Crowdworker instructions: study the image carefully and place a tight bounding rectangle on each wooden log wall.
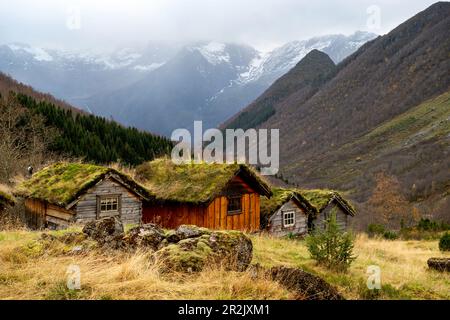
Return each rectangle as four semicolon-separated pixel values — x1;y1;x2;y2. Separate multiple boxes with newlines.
142;193;260;232
74;177;142;224
268;200;308;237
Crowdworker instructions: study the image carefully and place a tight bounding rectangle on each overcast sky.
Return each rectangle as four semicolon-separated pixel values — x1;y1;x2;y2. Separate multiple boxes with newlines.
0;0;438;52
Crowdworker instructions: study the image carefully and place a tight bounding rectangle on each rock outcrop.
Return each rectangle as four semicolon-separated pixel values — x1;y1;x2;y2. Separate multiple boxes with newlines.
249;264;344;300
156;228;253;272
427;258;450;272
82;217;124;248
79;218;253;272
269;266;344;300
123;224;166;250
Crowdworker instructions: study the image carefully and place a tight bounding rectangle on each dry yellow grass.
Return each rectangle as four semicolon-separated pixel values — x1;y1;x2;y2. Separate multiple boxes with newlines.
252;233;450;300
0;230;449;300
0;230;292;300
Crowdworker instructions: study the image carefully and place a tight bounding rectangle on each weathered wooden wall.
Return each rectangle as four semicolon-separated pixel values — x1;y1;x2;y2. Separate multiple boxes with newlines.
24;198;47;229
74;177;142;224
313;199;348;230
142;175;261;232
268;200;308;237
142;193;260;232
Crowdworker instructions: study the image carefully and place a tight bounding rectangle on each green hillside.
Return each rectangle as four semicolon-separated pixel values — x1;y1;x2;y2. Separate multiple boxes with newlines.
287;90;450;210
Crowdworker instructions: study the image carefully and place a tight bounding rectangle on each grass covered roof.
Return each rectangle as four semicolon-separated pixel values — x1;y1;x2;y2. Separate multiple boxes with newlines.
15;162;151;208
0;187;16;208
297;189;356;216
135;158;272;204
260;187;316;219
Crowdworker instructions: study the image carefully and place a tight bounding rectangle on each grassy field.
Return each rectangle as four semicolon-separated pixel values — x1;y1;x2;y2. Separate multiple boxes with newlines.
0;229;449;300
252;234;450;299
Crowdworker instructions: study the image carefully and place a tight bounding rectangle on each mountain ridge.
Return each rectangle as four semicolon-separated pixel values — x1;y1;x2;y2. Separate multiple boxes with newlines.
222;1;450;224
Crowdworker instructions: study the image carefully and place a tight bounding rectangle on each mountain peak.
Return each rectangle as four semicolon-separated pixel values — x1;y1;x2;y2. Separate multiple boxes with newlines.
300;49;333;63
290;50;335;80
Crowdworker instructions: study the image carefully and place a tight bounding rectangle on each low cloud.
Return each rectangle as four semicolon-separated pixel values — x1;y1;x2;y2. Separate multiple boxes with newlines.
0;0;438;51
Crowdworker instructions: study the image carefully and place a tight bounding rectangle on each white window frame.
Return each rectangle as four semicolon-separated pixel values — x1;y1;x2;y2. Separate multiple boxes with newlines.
283;210;295;228
100;196;119;213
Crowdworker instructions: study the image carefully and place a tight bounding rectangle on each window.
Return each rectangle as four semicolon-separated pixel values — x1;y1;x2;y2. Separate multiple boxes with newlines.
283;211;295;228
227;196;242;215
100;196;119;213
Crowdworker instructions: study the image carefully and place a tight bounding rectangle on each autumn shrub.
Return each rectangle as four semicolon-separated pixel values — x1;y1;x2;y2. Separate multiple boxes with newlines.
306;211;356;272
382;230;398;240
367;224;385;237
439;233;450;252
417;218;450;232
367;224;397;240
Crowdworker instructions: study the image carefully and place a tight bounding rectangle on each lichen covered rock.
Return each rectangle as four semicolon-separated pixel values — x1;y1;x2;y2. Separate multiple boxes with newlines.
268;266;344;300
124;224;165;250
78;221;253;272
156;226;252;272
176;224;211;240
82;217;124;248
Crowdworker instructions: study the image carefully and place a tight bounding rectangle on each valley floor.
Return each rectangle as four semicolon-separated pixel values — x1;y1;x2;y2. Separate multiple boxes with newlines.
0;229;448;300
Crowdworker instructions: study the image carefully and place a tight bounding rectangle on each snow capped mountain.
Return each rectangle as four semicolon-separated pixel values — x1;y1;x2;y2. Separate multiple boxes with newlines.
192;42;230;65
236;31;377;86
2;43;169;71
0;31;376;135
7;43;54;62
0;42;178;107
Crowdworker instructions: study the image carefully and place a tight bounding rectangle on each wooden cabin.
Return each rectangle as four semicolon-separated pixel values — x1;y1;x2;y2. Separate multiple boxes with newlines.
298;189;356;230
15;163;151;229
261;188;316;237
135;159;272;232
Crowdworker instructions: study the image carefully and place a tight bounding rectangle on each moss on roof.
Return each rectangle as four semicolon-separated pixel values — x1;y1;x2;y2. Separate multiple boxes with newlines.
261;187;317;220
135;158;271;204
15;162;151;207
297;189;356;216
0;188;16;208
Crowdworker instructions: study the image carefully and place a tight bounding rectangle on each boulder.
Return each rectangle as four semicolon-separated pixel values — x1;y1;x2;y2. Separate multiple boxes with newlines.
165;230;181;243
124;224;166;250
82;217;124;248
156;229;253;272
269;266;344;300
176;224;210;240
38;231;97;255
427;258;450;272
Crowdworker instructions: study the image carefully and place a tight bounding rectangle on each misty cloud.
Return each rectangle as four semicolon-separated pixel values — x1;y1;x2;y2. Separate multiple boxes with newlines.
0;0;438;51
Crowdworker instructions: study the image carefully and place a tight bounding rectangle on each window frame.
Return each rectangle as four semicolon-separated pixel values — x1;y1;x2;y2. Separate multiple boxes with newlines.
282;210;296;228
96;194;121;217
227;195;243;215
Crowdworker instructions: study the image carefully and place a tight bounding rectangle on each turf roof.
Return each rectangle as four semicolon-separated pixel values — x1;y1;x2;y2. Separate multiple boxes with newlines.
297;189;356;216
135;158;271;204
260;187;316;219
15;162;151;208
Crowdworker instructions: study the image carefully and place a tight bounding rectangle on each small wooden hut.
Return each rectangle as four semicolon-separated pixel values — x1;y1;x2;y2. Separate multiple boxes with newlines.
135;159;272;232
261;188;316;237
298;189;356;230
15;163;151;229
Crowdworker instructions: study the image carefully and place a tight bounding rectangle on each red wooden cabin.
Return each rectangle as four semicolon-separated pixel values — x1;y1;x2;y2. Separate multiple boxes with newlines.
135;159;272;232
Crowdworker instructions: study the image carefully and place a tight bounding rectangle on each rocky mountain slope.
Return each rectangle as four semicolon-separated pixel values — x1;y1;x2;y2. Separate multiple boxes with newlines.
223;2;450;224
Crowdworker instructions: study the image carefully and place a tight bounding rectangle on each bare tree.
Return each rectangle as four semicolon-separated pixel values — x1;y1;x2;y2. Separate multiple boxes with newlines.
0;93;56;184
366;171;411;229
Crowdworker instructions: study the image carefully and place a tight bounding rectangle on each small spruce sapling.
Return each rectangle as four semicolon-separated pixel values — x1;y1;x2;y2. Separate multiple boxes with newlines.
306;210;356;272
